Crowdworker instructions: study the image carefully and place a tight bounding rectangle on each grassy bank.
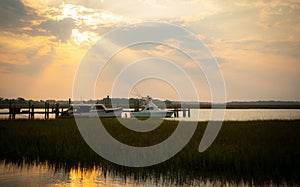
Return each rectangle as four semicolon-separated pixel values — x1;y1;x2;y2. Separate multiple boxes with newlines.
0;119;299;186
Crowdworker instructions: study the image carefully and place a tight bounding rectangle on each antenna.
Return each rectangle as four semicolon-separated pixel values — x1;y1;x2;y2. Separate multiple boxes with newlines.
131;87;143;98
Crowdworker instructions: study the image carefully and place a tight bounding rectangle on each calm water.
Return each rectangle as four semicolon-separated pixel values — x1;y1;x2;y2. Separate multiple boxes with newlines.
123;109;300;121
0;162;122;187
0;162;223;187
177;109;300;121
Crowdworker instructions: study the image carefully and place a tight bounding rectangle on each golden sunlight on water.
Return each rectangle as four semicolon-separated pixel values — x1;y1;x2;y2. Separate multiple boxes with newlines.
0;162;156;187
69;166;103;187
0;159;287;186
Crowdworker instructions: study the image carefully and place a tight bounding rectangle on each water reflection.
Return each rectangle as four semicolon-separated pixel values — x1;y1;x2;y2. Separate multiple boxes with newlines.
69;166;104;187
0;161;66;186
171;109;300;121
0;162;162;187
0;161;236;187
0;162;111;187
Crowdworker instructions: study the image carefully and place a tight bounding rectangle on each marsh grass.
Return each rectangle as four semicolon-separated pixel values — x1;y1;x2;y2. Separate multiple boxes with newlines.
0;119;299;186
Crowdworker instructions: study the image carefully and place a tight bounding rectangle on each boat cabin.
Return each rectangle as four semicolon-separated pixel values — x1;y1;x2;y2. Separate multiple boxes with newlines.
141;100;161;111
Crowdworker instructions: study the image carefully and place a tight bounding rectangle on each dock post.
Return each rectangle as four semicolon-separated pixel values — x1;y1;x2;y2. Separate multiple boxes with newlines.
31;105;35;119
134;99;139;112
28;101;31;119
47;102;50;119
174;108;178;117
45;102;49;119
188;108;191;117
183;108;186;117
9;100;12;119
12;107;16;120
44;102;46;119
55;103;59;119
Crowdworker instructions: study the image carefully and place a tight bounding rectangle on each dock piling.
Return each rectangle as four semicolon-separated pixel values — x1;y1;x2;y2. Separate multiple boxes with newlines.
172;107;191;118
44;102;50;120
31;105;35;119
55;103;59;119
28;102;31;119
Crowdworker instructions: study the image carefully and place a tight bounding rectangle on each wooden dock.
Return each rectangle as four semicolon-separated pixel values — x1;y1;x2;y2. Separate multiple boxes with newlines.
0;100;71;120
172;108;191;118
0;98;191;120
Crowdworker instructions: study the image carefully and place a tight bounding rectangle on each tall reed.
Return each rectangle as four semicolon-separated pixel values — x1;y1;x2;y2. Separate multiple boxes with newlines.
0;119;299;186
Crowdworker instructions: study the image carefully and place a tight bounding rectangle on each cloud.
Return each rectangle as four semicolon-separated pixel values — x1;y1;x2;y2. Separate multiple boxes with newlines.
0;53;55;75
212;38;300;61
37;18;75;42
0;0;27;28
0;0;75;43
0;62;16;73
0;0;38;31
97;0;220;21
0;30;57;75
209;36;300;101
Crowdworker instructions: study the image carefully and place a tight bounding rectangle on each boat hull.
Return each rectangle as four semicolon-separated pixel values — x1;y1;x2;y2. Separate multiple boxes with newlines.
67;108;123;118
131;110;173;118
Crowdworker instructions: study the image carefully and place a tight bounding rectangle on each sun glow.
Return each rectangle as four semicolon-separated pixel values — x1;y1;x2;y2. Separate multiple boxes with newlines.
58;3;128;47
59;3;126;27
71;29;99;47
22;1;130;48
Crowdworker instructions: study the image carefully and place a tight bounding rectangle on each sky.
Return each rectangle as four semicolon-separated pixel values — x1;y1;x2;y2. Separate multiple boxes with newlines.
0;0;299;101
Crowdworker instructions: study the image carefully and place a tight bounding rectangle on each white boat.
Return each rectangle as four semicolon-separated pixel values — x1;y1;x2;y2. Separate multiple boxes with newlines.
130;96;173;118
60;103;123;118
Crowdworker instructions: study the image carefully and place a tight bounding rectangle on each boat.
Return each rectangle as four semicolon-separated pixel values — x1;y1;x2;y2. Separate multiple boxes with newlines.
60;103;123;118
130;96;174;118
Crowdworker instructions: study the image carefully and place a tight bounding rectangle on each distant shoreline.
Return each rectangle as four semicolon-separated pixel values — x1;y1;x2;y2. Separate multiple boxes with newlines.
1;97;300;109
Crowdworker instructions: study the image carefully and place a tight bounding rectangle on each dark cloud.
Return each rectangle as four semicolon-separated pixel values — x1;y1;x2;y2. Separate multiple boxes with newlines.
38;18;75;42
0;0;75;43
18;18;76;43
0;0;36;29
